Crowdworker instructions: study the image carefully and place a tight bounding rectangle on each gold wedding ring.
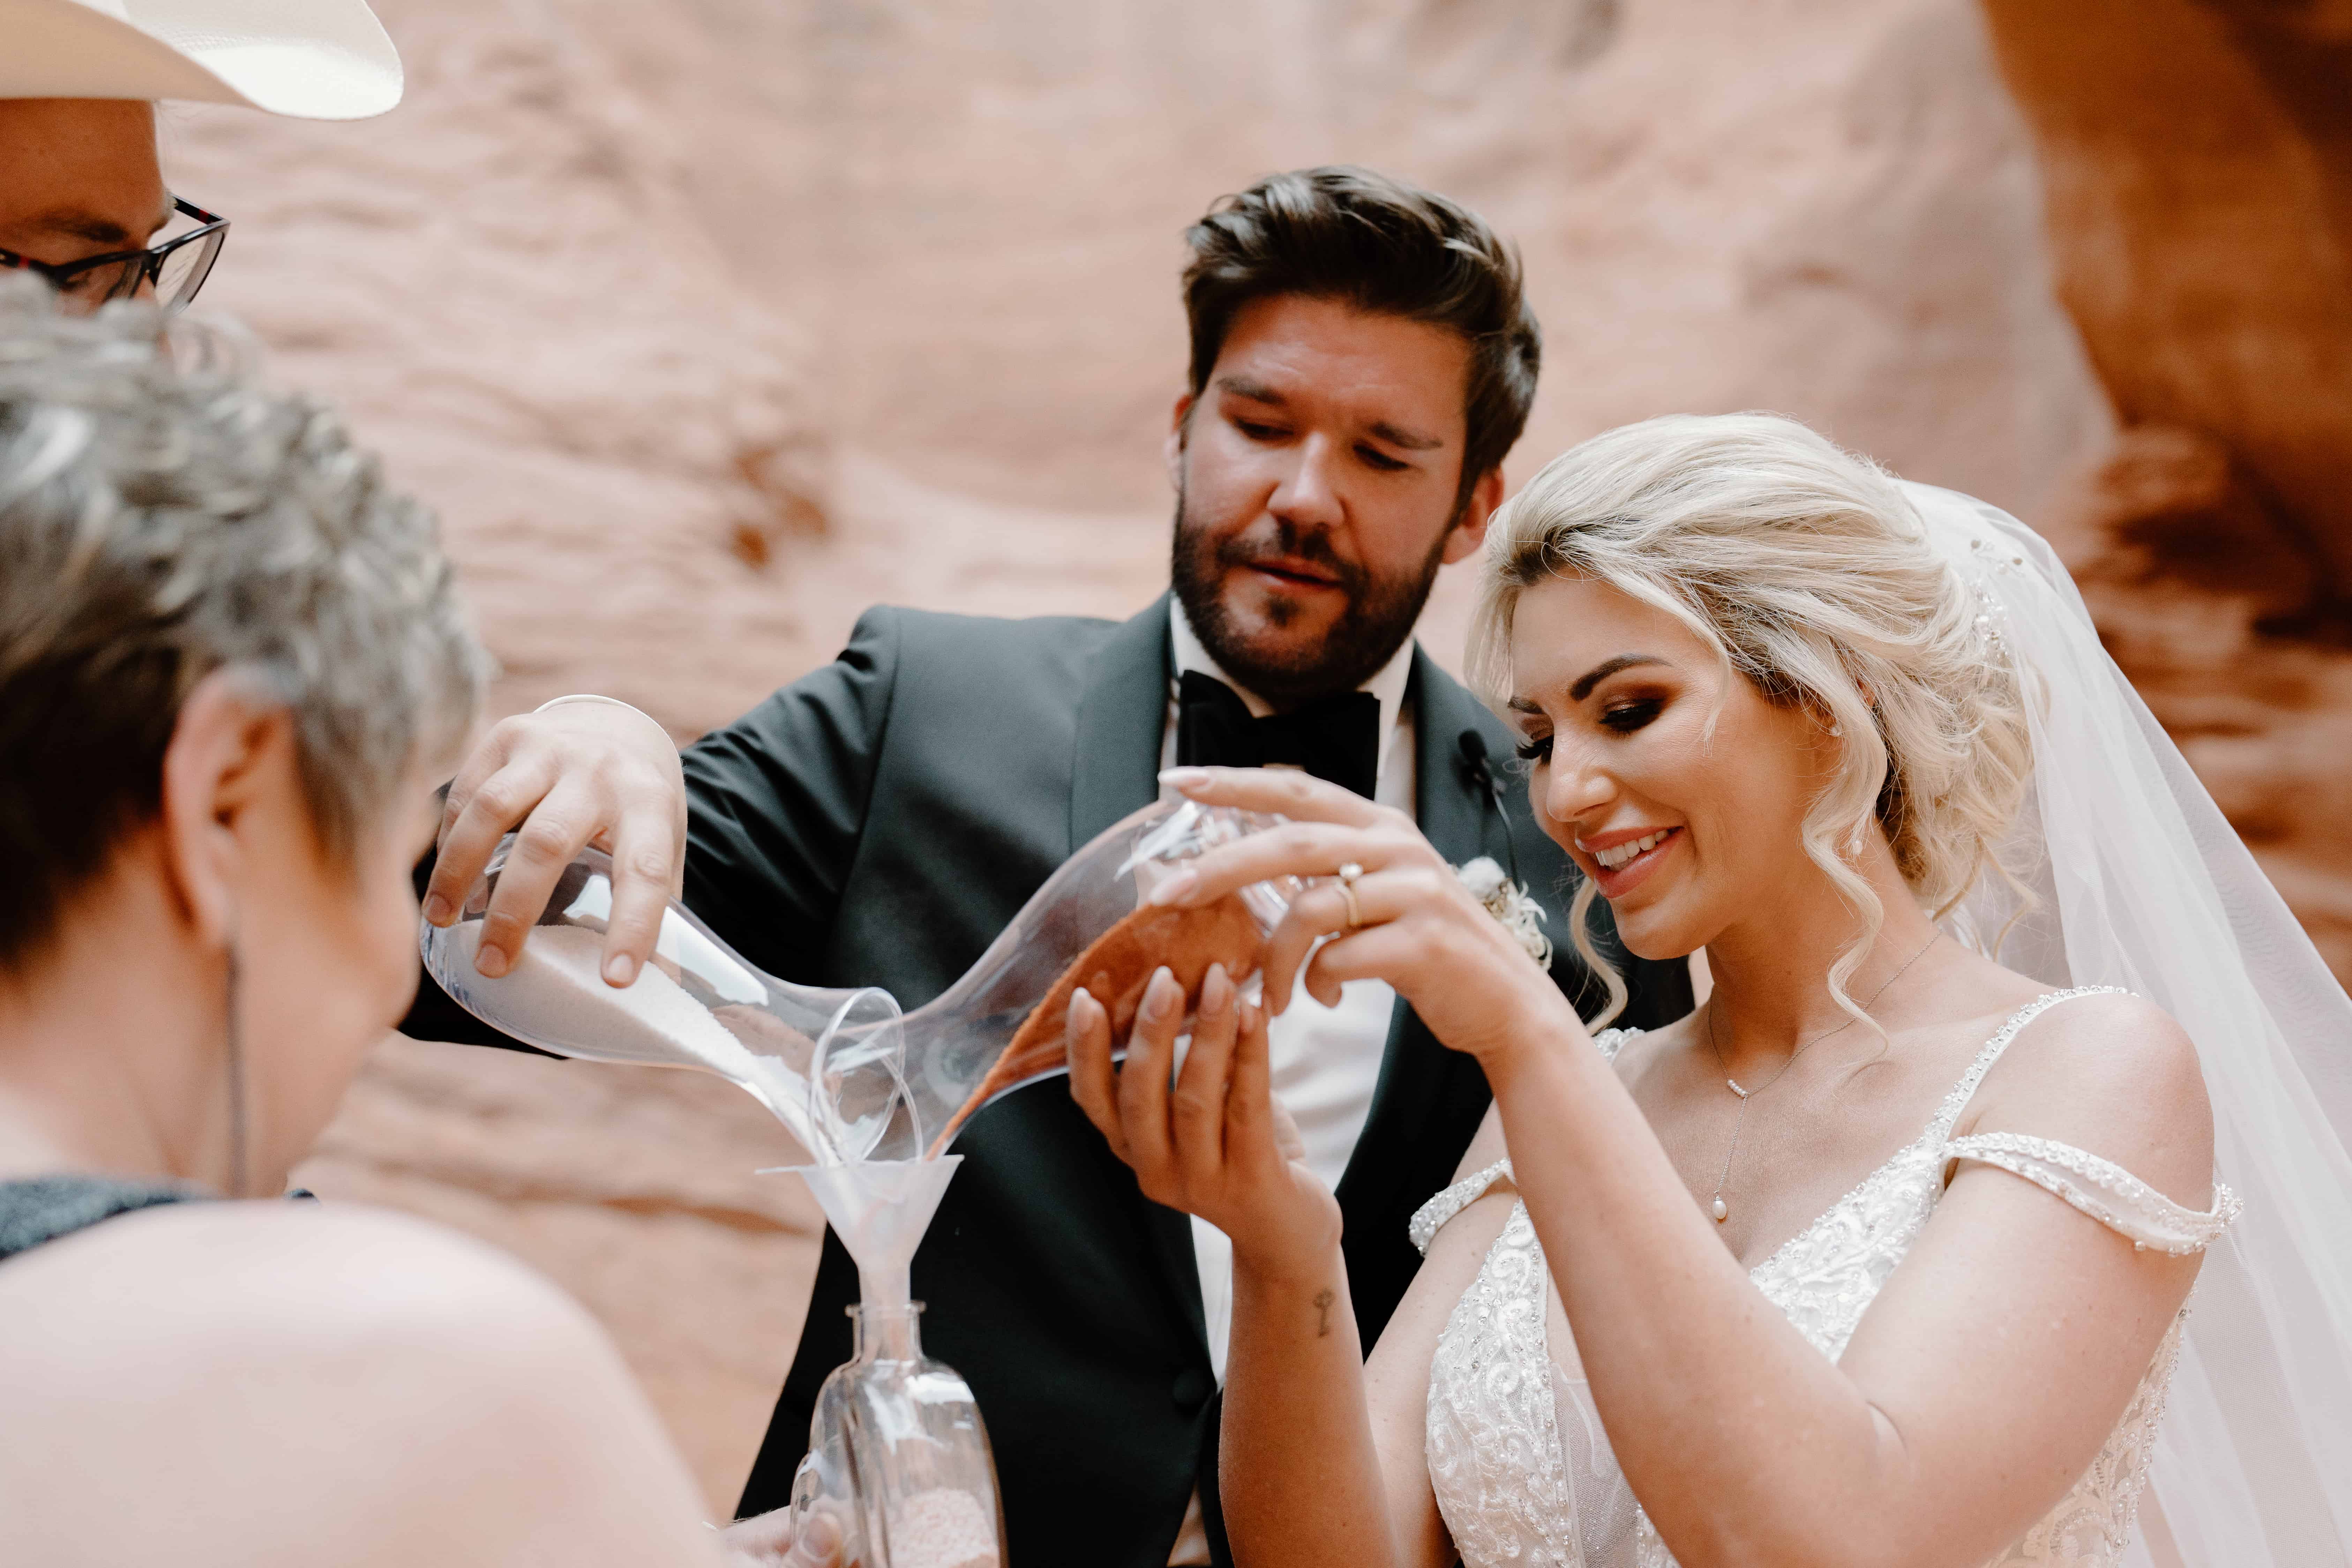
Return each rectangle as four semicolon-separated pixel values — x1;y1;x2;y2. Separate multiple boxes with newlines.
1336;862;1365;929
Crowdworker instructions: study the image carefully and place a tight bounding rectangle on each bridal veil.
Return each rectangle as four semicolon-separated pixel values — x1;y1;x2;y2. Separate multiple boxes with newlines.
1907;481;2352;1567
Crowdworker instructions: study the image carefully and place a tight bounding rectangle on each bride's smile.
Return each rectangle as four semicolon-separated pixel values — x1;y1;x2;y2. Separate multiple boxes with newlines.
1575;826;1679;875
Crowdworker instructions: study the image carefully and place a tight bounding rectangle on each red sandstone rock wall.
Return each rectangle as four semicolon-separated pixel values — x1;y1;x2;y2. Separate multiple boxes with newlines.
1984;0;2352;608
156;0;2347;1512
1982;0;2352;975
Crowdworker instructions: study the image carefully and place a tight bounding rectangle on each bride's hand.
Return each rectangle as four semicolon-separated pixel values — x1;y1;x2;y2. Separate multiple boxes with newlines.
1151;766;1580;1066
1065;961;1341;1274
715;1504;841;1567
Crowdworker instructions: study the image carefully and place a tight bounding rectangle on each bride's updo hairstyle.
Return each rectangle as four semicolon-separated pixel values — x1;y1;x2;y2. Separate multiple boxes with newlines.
1467;412;2035;1024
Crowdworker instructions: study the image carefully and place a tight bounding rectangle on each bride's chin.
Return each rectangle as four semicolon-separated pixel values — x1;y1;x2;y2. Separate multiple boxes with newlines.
1602;894;1707;964
1618;930;1697;963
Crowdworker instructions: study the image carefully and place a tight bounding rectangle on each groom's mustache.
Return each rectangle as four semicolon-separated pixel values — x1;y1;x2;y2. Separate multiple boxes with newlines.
1214;522;1365;595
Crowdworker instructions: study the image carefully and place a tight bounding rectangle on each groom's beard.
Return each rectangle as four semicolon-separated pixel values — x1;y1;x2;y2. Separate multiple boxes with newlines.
1169;480;1451;710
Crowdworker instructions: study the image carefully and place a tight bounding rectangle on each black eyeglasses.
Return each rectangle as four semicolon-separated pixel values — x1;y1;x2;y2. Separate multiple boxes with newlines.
0;197;230;316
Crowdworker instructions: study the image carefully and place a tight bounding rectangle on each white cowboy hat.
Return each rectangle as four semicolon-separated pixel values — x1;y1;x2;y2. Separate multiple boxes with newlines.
0;0;402;120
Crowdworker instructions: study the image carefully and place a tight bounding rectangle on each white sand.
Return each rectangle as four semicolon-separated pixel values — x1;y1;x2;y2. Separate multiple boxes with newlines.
792;1157;962;1303
887;1487;999;1568
456;923;773;1083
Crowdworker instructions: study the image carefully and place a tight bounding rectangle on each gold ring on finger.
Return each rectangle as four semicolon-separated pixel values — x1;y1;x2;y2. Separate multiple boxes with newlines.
1336;862;1365;929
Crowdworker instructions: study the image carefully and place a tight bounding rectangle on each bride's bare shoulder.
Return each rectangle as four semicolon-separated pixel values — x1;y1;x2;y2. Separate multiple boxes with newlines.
0;1199;707;1568
1957;978;2215;1208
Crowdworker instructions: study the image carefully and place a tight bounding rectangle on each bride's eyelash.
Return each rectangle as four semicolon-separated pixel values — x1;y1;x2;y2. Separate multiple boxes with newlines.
1516;697;1665;759
1601;698;1664;734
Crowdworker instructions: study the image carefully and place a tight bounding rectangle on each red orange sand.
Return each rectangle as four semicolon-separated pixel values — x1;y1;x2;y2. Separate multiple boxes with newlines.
925;895;1263;1155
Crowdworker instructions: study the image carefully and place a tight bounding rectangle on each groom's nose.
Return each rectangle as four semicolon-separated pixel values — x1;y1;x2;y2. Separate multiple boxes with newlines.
1267;433;1344;532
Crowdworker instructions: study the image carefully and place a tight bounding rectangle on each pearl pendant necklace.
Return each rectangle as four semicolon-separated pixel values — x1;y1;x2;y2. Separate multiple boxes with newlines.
1701;931;1942;1226
1708;1079;1751;1223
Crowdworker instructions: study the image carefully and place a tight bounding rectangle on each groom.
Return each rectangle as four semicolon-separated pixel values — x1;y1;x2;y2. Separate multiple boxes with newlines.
404;165;1693;1566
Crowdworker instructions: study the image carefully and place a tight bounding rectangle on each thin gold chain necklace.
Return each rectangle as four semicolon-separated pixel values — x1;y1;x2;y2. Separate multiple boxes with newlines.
1700;931;1941;1225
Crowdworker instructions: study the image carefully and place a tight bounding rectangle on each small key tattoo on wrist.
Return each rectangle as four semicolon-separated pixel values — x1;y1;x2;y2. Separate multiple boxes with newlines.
1313;1287;1336;1337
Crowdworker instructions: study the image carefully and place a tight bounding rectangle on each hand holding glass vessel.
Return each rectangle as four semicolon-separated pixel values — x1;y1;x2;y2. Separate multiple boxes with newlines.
416;797;1301;1162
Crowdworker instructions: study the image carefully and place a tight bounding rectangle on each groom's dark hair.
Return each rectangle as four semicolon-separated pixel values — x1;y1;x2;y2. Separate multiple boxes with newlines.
1181;165;1542;516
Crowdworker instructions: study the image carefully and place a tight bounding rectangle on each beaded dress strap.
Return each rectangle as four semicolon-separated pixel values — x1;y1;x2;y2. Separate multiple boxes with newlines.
1945;1133;2240;1255
1405;1027;1643;1254
1409;1160;1513;1256
1591;1025;1640;1064
1928;986;2129;1143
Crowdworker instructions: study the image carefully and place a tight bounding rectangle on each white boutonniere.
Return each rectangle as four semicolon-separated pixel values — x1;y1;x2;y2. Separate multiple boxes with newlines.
1454;857;1553;969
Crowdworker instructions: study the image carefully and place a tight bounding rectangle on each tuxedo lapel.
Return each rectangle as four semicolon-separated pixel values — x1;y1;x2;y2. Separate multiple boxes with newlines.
1408;646;1497;871
1334;649;1501;1213
1066;594;1208;1353
1070;594;1176;852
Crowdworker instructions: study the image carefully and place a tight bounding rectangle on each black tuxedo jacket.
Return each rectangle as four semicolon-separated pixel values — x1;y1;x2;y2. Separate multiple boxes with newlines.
404;596;1691;1567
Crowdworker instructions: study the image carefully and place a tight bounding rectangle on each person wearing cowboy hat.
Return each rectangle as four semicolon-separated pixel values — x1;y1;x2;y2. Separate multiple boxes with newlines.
0;0;402;315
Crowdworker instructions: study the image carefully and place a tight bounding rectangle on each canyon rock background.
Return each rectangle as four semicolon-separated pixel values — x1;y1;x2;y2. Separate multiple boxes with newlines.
159;0;2351;1514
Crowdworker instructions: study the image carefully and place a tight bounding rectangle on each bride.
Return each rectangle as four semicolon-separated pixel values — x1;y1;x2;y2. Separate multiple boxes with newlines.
1064;412;2352;1567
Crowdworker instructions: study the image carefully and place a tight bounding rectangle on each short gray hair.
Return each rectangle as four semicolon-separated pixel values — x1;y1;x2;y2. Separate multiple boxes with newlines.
1469;413;2035;1026
0;276;488;966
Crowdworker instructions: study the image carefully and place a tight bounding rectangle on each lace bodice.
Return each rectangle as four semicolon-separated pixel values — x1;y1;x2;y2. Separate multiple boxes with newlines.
1415;990;2241;1568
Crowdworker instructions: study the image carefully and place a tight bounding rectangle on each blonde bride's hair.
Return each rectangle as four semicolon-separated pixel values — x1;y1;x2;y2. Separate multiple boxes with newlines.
1467;412;2035;1026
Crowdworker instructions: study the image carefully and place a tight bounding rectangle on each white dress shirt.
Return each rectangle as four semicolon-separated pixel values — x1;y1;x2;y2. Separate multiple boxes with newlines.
1162;600;1417;1565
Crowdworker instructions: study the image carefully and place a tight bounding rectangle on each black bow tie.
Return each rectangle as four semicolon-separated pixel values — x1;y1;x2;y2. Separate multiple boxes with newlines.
1176;669;1380;799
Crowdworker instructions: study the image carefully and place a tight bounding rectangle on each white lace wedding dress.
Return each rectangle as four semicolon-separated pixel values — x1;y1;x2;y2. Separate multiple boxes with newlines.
1412;989;2241;1568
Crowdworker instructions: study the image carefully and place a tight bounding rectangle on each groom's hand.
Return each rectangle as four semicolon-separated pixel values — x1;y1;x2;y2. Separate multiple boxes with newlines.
421;699;687;988
1066;962;1341;1274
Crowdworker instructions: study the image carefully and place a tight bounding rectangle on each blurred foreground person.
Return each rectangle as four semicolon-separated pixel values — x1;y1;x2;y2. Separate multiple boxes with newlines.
1;0;404;314
404;166;1695;1565
1071;415;2352;1568
0;281;832;1568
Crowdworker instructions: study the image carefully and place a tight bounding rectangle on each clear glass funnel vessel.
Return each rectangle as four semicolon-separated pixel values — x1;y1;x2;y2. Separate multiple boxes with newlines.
792;1300;1005;1568
785;1156;1006;1568
417;798;1297;1161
